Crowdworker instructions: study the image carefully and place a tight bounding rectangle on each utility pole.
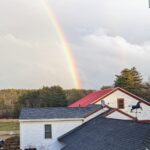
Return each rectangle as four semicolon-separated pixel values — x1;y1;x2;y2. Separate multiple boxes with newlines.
149;0;150;8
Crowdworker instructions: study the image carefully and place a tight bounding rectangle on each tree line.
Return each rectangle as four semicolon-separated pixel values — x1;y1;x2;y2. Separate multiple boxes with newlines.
0;67;150;118
0;86;93;118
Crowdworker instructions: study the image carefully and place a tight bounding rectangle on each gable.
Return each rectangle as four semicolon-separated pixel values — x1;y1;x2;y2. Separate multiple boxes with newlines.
93;88;150;106
105;110;135;120
95;89;149;108
69;87;150;108
96;90;150;121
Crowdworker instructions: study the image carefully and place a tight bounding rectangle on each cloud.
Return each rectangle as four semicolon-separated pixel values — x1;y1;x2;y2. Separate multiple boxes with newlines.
0;0;150;89
0;34;32;47
50;0;150;44
72;28;150;89
0;34;74;89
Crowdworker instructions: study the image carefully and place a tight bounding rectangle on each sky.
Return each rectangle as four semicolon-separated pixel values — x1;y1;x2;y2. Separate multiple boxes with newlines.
0;0;150;89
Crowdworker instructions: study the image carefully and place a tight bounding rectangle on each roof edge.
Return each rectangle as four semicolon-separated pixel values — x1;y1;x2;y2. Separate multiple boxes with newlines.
83;105;107;118
19;118;84;122
91;87;118;104
92;87;150;106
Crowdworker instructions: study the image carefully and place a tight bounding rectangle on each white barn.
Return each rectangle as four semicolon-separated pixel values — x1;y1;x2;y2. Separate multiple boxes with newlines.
20;87;150;150
19;106;107;150
69;87;150;121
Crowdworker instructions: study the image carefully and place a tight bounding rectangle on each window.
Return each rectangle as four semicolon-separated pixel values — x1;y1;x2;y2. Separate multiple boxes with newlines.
117;98;124;109
45;124;52;139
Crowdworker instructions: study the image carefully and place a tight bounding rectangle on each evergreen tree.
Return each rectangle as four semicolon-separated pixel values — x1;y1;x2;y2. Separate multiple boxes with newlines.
65;89;93;105
114;67;143;95
39;86;67;107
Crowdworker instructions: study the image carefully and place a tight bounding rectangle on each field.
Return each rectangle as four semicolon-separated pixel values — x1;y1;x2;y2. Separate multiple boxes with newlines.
0;119;19;131
0;119;19;140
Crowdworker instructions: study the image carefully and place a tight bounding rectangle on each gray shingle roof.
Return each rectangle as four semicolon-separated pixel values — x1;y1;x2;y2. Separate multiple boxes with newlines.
59;117;150;150
19;105;102;120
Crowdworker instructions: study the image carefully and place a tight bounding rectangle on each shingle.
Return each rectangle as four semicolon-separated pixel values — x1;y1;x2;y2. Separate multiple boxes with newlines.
59;117;150;150
19;105;102;120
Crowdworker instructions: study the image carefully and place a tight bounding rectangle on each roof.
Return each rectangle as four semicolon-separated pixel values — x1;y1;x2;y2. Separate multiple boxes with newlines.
59;117;150;150
69;87;150;107
69;88;113;107
19;105;103;120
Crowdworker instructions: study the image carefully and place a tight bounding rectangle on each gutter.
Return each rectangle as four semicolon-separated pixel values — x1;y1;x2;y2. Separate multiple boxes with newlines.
19;118;84;122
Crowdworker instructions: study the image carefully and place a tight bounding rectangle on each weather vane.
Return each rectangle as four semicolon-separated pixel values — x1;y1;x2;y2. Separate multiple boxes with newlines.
130;102;143;120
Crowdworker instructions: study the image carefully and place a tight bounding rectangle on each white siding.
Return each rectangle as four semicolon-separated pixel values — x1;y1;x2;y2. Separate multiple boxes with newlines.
20;119;83;150
106;111;132;120
20;107;112;150
20;89;150;150
84;107;109;122
96;90;150;120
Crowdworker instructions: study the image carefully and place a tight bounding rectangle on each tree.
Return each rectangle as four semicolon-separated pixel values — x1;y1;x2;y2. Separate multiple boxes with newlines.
139;82;150;102
101;85;113;90
65;89;93;105
114;67;143;95
39;86;67;107
14;86;68;117
18;86;67;108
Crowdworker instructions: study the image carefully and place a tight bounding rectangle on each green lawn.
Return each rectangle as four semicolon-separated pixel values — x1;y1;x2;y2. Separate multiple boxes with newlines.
0;120;19;131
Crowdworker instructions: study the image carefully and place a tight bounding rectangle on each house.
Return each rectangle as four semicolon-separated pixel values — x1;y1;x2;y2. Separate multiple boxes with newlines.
19;107;150;150
19;87;150;150
19;105;107;150
69;87;150;121
59;116;150;150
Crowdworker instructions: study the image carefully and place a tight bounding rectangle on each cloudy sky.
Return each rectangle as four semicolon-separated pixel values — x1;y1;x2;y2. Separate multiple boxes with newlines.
0;0;150;89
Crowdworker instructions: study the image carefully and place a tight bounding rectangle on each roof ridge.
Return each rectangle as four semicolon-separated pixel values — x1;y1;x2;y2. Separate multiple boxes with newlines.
100;108;116;118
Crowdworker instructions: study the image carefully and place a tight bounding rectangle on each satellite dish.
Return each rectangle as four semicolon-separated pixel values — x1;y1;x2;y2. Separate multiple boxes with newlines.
101;100;106;107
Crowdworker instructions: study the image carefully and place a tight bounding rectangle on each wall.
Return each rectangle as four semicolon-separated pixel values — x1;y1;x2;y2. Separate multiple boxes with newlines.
106;111;132;120
20;107;112;150
20;119;83;150
84;107;109;122
96;90;150;120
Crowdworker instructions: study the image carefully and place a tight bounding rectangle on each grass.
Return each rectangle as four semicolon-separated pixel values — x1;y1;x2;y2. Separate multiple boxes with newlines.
0;120;19;131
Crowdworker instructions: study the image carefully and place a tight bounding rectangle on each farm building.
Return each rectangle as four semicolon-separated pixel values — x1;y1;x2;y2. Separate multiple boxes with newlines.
69;87;150;121
19;87;150;150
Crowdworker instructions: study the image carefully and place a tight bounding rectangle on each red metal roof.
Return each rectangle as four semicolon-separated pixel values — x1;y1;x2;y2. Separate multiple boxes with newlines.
69;88;114;107
69;87;150;107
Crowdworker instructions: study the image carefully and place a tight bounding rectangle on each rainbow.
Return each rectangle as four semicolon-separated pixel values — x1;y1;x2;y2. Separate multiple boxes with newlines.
41;0;82;89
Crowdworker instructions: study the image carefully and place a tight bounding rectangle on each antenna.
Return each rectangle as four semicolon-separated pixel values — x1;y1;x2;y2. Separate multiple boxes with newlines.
101;100;106;107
